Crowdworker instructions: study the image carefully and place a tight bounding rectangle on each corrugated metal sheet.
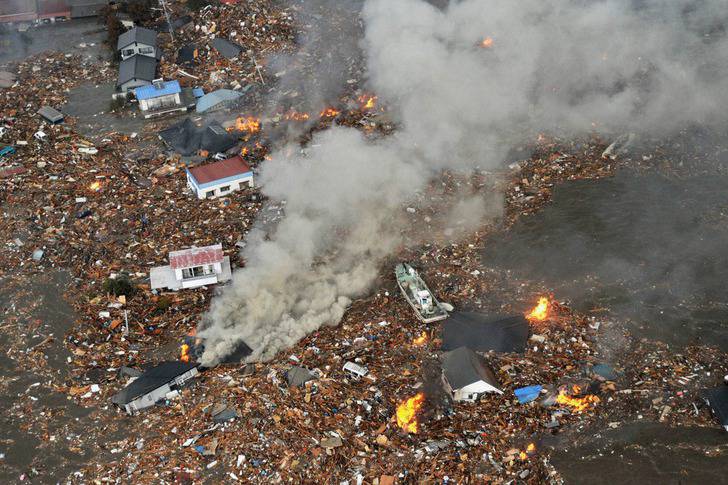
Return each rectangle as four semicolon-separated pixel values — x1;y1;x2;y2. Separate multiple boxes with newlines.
134;80;180;100
188;156;251;185
169;244;224;270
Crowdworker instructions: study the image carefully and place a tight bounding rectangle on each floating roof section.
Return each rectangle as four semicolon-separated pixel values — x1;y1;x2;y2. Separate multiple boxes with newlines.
111;361;198;406
211;37;242;59
169;244;224;270
117;55;157;87
134;80;181;101
117;26;158;50
704;386;728;431
188;155;251;185
196;89;243;113
37;106;64;123
442;312;529;353
286;367;315;388
441;346;500;391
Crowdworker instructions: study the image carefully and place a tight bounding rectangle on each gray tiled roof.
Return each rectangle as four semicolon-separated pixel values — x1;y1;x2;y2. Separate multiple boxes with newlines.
442;346;499;390
117;26;158;51
117;55;158;87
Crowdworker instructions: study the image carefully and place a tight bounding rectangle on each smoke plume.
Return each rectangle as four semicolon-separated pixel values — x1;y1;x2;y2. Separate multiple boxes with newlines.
198;0;728;365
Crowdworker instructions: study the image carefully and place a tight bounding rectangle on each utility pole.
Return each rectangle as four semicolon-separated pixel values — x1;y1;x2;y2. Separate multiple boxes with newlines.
159;0;175;43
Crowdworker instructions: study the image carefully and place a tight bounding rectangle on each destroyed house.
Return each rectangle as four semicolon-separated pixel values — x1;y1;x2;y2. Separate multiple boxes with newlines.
196;89;243;113
111;361;198;415
37;106;64;124
442;313;529;353
117;55;157;93
186;155;253;199
211;37;242;59
117;26;158;61
159;119;237;156
150;243;232;290
441;346;502;402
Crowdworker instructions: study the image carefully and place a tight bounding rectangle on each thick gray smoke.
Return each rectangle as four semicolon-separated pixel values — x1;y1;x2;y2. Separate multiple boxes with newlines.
198;0;728;365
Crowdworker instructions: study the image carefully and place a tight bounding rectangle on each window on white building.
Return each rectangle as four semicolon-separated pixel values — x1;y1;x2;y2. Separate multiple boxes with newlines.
220;185;230;192
139;47;154;55
123;49;134;57
206;190;215;198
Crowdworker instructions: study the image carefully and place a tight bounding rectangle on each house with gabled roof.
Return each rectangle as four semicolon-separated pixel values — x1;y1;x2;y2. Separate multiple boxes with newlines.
117;54;157;93
111;361;199;415
186;155;253;199
150;243;232;291
441;346;502;402
117;26;159;61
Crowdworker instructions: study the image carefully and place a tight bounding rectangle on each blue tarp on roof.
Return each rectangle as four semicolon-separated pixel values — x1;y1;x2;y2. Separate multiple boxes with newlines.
192;87;205;98
134;80;181;101
196;89;243;113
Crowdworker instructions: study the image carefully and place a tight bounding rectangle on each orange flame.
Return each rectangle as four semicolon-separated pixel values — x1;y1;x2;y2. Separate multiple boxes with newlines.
412;331;428;346
527;297;549;321
283;110;310;121
396;392;425;433
555;385;600;412
481;36;494;48
319;107;340;118
232;116;261;133
358;94;377;110
518;442;536;460
180;344;190;363
89;181;102;192
241;147;249;156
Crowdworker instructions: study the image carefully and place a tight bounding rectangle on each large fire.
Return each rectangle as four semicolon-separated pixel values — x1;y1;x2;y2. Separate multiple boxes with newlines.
480;36;494;48
319;107;340;118
396;392;425;433
519;442;536;460
232;116;261;133
556;385;600;412
358;94;377;110
526;297;550;321
180;343;190;363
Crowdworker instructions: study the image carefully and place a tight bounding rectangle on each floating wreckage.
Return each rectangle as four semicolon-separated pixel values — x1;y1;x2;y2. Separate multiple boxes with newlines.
395;263;449;323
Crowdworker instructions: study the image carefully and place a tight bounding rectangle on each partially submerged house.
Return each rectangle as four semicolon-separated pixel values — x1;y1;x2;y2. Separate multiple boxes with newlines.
117;54;157;93
186;155;253;199
286;366;316;388
37;106;64;124
117;26;159;61
111;361;199;415
441;346;502;402
133;79;190;118
442;313;529;353
150;243;232;291
159;119;238;156
211;37;242;59
704;386;728;431
196;89;244;114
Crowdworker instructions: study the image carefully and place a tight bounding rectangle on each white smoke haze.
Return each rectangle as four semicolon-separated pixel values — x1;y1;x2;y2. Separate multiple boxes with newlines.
198;0;728;365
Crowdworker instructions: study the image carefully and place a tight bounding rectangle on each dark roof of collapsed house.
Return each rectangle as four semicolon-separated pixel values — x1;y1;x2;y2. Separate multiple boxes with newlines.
442;312;529;353
286;366;315;387
441;346;499;390
117;55;157;87
212;37;243;59
111;361;198;406
704;386;728;426
158;119;237;156
177;44;197;66
117;26;158;50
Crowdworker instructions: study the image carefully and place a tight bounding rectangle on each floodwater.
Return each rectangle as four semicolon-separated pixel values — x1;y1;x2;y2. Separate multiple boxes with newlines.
0;18;105;65
483;169;728;349
482;167;728;483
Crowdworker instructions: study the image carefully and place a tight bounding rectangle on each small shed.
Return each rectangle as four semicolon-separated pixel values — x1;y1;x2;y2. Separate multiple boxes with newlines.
441;346;502;402
37;106;64;124
111;361;199;415
117;55;157;93
196;89;243;113
150;243;232;291
186;155;253;199
211;37;242;59
117;26;158;60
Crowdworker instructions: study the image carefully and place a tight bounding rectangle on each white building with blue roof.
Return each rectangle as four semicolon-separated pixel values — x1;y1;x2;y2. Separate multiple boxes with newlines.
134;79;182;111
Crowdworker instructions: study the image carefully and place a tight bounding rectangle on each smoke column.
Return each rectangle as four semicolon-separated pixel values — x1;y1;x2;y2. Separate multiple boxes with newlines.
198;0;728;365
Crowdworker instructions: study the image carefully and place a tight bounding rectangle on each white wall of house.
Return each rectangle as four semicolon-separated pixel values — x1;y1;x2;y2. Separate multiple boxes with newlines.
123;367;198;415
120;78;152;93
186;171;254;200
139;92;181;111
120;42;156;60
